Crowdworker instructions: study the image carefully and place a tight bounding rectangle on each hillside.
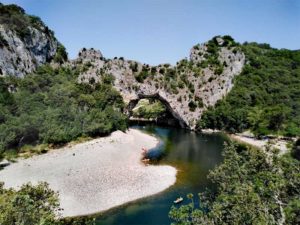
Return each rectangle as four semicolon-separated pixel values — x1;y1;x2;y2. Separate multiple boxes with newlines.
199;43;300;136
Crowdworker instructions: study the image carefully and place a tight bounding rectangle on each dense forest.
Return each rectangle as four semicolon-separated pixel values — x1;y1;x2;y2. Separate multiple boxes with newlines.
0;65;127;160
169;141;300;225
199;43;300;137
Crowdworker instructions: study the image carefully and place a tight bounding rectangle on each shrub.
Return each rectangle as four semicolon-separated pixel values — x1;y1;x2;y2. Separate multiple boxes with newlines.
0;33;8;47
53;44;68;64
130;62;138;73
135;70;148;83
188;100;197;112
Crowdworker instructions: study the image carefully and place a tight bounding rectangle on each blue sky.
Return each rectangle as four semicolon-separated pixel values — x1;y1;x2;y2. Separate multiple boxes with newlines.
2;0;300;65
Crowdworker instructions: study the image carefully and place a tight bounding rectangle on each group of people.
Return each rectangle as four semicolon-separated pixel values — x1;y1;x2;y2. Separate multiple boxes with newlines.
141;147;150;163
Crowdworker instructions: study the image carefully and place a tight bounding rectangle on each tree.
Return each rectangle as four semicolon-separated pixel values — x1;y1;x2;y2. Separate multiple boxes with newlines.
0;182;96;225
53;44;68;64
0;182;60;224
169;142;300;225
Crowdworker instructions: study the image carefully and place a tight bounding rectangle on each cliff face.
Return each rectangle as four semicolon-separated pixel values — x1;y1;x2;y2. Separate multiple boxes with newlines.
0;4;59;77
75;36;245;129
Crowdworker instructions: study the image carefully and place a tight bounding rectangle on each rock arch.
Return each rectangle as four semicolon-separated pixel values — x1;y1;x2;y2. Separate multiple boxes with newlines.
76;37;246;130
127;93;188;128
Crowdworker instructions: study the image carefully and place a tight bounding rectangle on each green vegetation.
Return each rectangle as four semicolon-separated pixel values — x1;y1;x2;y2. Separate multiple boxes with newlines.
132;99;166;119
53;44;68;64
0;4;54;40
292;138;300;160
199;43;300;137
169;142;300;225
198;36;231;74
135;65;150;83
0;65;127;159
129;61;138;72
0;182;59;224
0;182;95;224
188;101;197;112
0;33;8;47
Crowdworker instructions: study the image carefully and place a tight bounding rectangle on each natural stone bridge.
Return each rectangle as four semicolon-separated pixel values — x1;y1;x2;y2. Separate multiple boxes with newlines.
76;38;245;129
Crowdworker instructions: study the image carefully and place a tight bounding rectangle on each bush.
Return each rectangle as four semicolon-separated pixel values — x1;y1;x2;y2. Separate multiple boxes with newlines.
188;101;197;112
0;182;95;224
53;44;68;64
292;138;300;160
135;66;149;83
130;62;138;72
0;33;8;47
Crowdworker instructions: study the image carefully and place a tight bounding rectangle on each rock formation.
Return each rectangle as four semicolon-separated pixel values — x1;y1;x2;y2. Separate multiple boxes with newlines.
0;4;60;77
75;36;245;129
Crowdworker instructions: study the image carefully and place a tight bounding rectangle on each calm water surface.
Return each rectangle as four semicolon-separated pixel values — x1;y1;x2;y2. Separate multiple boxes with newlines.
96;125;227;225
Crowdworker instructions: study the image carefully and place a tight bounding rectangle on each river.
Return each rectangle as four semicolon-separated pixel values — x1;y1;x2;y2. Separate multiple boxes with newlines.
95;125;228;225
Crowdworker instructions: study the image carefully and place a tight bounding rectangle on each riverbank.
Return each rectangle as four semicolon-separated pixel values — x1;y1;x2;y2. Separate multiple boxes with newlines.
0;129;177;217
201;129;291;155
229;133;290;155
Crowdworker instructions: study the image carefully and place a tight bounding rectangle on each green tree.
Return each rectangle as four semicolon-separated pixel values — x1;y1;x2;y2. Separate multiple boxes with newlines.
169;142;300;225
0;182;59;225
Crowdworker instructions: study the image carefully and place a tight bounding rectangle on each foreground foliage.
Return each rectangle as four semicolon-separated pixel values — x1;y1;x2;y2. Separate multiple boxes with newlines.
169;142;300;225
0;65;127;159
199;43;300;137
0;182;95;225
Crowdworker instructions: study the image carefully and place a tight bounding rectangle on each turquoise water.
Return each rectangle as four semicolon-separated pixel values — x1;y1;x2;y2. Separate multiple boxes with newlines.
95;125;227;225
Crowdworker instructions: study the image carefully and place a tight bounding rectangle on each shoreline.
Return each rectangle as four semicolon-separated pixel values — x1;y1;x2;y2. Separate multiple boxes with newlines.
0;128;177;218
229;133;290;155
201;129;291;155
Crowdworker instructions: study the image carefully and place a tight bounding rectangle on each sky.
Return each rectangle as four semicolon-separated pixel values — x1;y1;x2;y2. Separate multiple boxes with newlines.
2;0;300;65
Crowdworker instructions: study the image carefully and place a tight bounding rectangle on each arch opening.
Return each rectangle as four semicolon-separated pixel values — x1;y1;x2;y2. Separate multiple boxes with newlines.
126;94;188;128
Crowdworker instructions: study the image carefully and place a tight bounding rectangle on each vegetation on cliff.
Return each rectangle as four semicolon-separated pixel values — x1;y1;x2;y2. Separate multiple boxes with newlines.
0;65;127;159
0;3;54;40
199;43;300;137
169;142;300;225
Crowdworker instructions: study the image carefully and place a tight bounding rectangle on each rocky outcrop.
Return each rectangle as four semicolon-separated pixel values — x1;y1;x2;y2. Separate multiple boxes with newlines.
75;36;245;129
0;4;59;77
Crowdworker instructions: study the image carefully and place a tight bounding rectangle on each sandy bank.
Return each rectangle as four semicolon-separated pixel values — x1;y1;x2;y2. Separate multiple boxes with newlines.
0;129;177;217
230;133;289;155
201;129;290;155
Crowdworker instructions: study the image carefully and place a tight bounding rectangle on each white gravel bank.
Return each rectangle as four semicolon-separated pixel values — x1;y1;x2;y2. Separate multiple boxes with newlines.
0;129;177;217
230;134;289;155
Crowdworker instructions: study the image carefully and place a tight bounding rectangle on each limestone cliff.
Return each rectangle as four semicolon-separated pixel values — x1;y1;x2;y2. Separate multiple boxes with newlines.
0;4;60;77
75;36;245;129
